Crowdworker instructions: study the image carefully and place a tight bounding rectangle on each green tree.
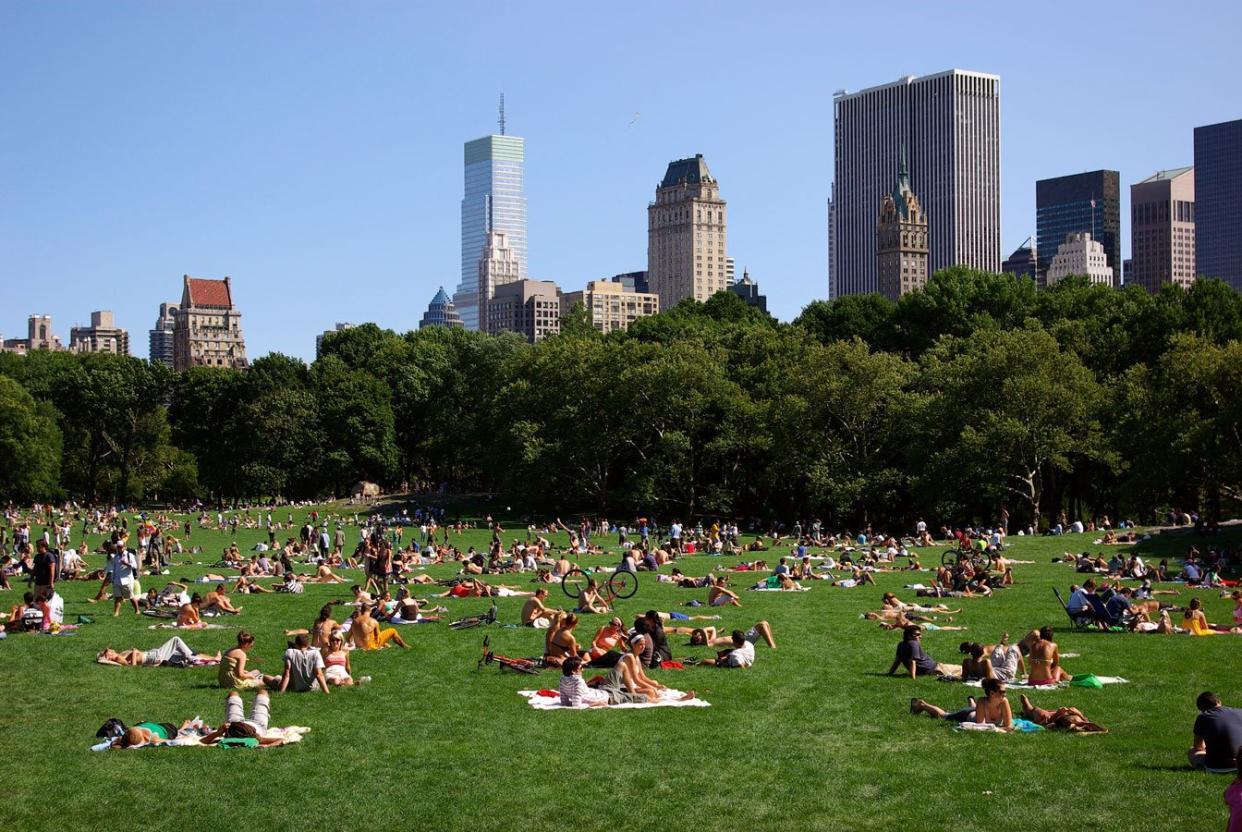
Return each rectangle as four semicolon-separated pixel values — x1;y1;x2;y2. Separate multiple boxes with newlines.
0;375;63;501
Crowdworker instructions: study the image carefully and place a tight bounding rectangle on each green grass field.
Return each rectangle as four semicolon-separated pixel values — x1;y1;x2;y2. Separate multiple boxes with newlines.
2;504;1238;831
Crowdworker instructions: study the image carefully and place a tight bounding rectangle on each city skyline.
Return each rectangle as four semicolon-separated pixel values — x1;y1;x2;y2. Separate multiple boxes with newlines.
2;2;1240;359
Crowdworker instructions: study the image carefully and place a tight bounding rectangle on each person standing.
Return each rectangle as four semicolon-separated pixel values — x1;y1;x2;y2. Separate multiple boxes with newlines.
111;543;140;617
32;539;58;601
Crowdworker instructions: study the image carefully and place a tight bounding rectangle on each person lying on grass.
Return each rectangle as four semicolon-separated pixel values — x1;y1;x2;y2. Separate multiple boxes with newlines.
218;631;282;690
909;678;1012;729
673;620;777;650
1017;694;1107;733
700;630;755;668
97;637;219;667
198;690;289;747
864;609;963;631
111;720;196;748
886;625;959;679
880;592;961;616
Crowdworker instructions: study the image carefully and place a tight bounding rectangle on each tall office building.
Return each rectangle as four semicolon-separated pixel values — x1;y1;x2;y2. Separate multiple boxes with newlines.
148;302;178;367
875;156;929;301
1035;170;1120;287
419;288;463;330
647;154;728;311
830;70;1001;298
1045;232;1114;287
69;310;129;355
1130;167;1196;293
454;134;527;331
476;230;522;332
172;275;248;370
1194;119;1242;290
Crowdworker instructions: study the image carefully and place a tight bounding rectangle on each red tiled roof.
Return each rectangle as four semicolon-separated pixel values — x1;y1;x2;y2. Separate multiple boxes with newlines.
183;276;233;308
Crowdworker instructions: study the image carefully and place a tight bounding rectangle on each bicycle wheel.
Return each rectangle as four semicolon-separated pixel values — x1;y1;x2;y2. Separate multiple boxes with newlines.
607;570;638;600
941;549;959;567
561;568;589;600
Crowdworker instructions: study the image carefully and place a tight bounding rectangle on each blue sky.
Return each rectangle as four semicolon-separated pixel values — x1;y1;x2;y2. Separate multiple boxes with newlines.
2;1;1239;360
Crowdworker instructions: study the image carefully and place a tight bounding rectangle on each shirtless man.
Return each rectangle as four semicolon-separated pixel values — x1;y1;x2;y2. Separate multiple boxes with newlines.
520;588;563;628
348;604;409;651
312;563;347;584
554;554;573;577
1025;626;1072;684
203;584;243;616
707;577;741;607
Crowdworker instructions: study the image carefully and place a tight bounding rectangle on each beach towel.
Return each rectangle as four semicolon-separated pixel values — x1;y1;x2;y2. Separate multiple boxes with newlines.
956;718;1044;733
518;689;710;710
960;676;1128;690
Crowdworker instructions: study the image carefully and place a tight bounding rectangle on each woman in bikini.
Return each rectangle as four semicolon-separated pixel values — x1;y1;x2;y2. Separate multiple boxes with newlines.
1025;627;1072;684
285;604;341;649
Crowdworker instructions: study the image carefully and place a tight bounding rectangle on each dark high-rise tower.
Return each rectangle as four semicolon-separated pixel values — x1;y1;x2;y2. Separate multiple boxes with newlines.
1194;119;1242;291
1035;170;1120;288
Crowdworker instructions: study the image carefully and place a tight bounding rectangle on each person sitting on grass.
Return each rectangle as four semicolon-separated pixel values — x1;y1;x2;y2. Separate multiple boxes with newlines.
910;678;1012;729
5;591;50;633
202;584;243;616
679;620;777;650
349;603;409;651
174;594;207;629
700;629;755;668
1025;626;1072;685
321;631;369;687
1190;691;1242;773
1184;597;1223;636
559;656;610;707
584;617;627;668
1017;694;1107;733
312;563;347;583
887;625;958;679
520;588;563;628
544;613;582;667
96;636;219;667
218;631;281;690
575;578;610;614
707;577;741;607
280;634;329;694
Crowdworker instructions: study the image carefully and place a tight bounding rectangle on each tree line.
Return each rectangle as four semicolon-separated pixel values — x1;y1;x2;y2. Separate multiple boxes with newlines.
1;268;1240;530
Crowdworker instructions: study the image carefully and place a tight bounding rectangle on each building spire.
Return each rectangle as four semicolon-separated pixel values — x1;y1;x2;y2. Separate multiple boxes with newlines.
498;93;506;135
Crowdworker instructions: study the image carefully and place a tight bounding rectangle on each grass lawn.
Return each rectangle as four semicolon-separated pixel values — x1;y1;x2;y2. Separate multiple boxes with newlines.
2;503;1238;831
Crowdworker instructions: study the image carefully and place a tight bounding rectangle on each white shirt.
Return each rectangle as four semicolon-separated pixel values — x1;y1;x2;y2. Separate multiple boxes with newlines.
112;550;138;586
726;641;755;668
46;592;64;625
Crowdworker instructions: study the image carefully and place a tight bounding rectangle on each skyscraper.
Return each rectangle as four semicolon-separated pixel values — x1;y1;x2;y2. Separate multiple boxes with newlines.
647;154;728;311
148;302;178;367
830;70;1001;298
1001;238;1038;280
1194;119;1242;291
454;133;527;330
875;156;929;301
70;310;129;355
728;269;768;314
1035;170;1120;287
1130;167;1196;293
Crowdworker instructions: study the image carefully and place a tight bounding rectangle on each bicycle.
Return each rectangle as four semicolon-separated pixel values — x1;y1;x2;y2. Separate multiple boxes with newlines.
560;567;638;604
449;600;497;630
940;547;996;573
477;635;543;675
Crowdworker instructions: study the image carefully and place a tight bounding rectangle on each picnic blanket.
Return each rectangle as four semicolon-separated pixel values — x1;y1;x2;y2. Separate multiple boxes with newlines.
748;586;810;593
518;689;711;710
959;675;1128;690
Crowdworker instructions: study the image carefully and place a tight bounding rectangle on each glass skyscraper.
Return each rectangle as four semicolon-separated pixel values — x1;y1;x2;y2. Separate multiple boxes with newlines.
454;135;527;330
1194;119;1242;292
1035;170;1120;288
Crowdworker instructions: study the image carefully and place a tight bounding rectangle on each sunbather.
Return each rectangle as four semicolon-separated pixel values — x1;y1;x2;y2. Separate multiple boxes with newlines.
1018;694;1107;733
676;620;777;649
910;678;1012;729
96;637;219;667
199;690;289;747
218;631;280;690
1026;627;1072;684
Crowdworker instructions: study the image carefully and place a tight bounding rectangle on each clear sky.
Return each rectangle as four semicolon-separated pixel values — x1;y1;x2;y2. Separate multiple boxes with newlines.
2;1;1239;360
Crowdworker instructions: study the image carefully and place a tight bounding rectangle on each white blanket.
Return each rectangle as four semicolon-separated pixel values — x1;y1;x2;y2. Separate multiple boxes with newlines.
518;689;710;710
748;586;810;593
960;676;1128;690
